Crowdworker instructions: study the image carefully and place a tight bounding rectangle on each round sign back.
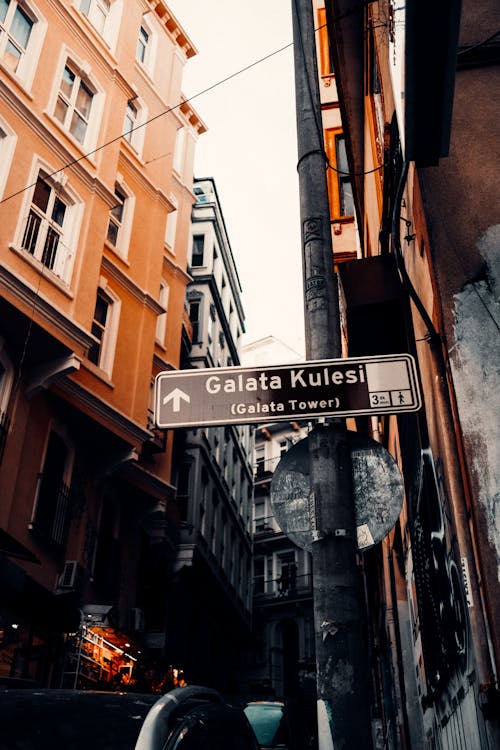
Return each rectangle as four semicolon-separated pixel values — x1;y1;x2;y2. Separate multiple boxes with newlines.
270;432;404;551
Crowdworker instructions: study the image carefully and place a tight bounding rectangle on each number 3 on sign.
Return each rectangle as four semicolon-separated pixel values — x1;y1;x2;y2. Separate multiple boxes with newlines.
369;392;390;407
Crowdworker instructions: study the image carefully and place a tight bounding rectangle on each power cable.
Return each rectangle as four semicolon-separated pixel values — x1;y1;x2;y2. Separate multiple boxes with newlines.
0;0;377;208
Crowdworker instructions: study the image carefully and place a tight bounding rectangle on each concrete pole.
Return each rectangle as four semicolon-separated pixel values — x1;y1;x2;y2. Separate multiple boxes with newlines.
291;1;372;746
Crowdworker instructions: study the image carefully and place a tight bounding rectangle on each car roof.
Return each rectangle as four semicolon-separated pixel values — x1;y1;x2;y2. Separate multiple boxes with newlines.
0;689;160;750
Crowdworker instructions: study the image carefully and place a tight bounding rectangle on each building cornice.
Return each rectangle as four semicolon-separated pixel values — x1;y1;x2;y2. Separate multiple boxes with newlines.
162;252;192;284
145;1;198;60
101;255;164;315
0;81;116;207
0;263;95;351
54;374;151;445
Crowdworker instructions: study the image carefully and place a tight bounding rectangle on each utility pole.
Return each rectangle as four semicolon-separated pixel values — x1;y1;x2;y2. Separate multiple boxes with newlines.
291;1;372;747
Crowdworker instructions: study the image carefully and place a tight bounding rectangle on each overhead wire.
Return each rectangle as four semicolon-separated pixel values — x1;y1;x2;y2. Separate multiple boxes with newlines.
0;0;377;208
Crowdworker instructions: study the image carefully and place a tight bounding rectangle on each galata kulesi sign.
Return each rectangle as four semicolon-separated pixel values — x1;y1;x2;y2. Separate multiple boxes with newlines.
154;354;421;429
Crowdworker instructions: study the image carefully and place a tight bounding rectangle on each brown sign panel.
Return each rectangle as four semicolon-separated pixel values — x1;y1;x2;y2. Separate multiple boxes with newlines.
154;354;421;428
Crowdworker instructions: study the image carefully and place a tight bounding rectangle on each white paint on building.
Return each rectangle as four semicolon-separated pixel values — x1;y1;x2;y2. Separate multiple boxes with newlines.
451;224;500;578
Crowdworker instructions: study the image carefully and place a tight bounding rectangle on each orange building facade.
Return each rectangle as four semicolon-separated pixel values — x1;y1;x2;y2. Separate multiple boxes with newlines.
0;0;204;690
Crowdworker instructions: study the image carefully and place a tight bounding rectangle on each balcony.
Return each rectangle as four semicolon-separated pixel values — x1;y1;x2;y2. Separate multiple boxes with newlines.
253;572;313;603
253;515;283;537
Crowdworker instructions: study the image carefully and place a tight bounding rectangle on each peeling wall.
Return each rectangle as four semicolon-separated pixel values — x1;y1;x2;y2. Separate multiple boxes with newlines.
450;224;500;579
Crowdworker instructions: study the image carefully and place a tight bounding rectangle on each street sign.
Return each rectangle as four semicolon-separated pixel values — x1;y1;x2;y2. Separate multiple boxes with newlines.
270;433;404;552
155;353;421;428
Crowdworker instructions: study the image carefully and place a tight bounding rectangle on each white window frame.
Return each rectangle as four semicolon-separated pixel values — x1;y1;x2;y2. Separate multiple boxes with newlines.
172;126;186;175
155;280;169;345
50;50;104;152
79;0;110;35
0;117;17;200
164;196;178;252
76;0;122;51
105;177;134;258
122;94;146;155
136;16;157;76
87;283;121;376
54;62;94;145
14;162;82;285
0;0;46;91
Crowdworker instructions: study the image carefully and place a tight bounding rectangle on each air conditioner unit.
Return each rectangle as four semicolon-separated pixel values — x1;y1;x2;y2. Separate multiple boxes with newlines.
129;607;146;633
58;561;84;592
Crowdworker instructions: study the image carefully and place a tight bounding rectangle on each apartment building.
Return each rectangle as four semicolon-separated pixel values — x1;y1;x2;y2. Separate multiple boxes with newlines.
0;0;204;690
164;177;254;692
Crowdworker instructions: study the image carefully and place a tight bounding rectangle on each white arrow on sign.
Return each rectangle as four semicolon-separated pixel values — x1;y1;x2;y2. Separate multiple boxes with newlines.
163;388;190;412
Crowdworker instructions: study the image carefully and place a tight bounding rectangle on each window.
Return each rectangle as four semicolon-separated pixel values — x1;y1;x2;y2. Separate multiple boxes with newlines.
136;23;149;64
20;172;77;282
155;281;169;344
191;235;204;267
87;286;120;374
106;181;133;256
0;0;33;74
79;0;110;35
31;428;73;547
54;63;94;144
123;99;137;142
189;299;200;343
325;128;355;218
172;126;185;174
164;202;178;250
122;96;146;153
0;119;16;199
107;185;125;246
207;304;215;344
335;135;355;216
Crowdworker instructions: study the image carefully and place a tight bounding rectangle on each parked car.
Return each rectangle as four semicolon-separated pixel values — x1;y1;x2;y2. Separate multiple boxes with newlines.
0;688;160;750
134;685;260;750
0;686;260;750
243;700;316;750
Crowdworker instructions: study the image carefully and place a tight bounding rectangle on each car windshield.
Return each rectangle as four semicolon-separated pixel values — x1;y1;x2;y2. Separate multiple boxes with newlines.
0;689;160;750
243;703;286;746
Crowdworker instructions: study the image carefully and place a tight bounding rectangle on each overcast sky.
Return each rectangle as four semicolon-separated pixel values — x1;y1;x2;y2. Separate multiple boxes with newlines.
168;0;305;357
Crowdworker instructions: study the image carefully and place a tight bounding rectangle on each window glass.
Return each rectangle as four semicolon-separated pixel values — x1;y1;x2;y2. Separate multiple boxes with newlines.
80;0;110;35
191;235;204;267
54;64;94;144
335;135;355;216
156;281;169;343
88;290;110;365
189;300;200;342
107;186;125;246
123;100;137;141
21;174;70;278
0;1;33;73
136;24;148;63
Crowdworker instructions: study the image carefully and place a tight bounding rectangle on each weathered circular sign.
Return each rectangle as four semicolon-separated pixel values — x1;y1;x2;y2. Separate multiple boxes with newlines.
270;432;404;552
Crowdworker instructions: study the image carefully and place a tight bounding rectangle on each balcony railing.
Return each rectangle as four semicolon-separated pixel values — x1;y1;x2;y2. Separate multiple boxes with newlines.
253;572;312;601
253;515;282;536
254;456;281;478
31;478;71;547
